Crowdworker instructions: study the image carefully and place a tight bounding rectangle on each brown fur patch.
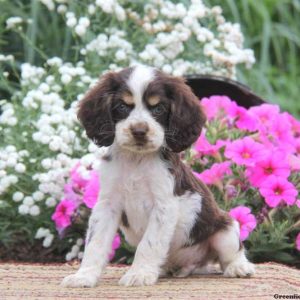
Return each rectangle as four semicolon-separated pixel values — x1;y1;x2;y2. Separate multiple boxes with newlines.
154;71;207;153
161;148;232;245
77;72;117;146
77;68;133;147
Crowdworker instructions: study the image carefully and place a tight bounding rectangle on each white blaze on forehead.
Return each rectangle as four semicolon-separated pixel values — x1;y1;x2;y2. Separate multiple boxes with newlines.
127;65;155;106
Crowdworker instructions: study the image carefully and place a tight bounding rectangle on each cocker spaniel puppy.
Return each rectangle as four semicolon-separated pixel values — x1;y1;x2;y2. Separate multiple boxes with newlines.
62;65;255;288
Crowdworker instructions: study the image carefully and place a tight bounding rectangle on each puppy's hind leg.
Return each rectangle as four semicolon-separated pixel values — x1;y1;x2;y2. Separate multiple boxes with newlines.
210;221;255;278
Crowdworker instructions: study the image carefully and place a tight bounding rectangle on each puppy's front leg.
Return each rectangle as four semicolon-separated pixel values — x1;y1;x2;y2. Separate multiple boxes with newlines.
119;200;178;286
61;198;121;288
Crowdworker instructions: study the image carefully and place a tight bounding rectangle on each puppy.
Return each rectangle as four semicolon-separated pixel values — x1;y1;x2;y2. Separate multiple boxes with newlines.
62;65;255;287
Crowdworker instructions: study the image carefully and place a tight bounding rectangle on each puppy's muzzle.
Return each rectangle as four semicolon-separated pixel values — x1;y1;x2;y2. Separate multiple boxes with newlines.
130;122;149;145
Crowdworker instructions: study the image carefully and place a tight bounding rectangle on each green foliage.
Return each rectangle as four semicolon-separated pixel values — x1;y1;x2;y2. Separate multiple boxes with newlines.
247;218;300;266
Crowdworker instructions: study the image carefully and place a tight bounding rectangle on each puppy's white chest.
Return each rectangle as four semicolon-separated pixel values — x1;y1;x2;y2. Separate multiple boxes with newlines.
122;169;154;234
101;151;173;245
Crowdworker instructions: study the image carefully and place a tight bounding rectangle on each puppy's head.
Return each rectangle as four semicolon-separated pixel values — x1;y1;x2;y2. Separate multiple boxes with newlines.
78;65;206;153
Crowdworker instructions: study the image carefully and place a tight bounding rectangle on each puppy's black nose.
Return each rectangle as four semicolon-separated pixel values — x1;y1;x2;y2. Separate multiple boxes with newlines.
130;123;149;140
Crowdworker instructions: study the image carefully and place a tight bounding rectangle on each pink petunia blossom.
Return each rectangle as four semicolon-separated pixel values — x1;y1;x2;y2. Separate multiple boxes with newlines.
63;182;81;205
288;154;300;171
246;150;290;187
235;106;259;132
296;199;300;208
295;139;300;155
229;206;257;241
52;199;77;229
283;112;300;137
109;234;121;261
70;163;89;190
224;137;268;166
268;114;296;151
257;113;296;154
194;162;232;185
296;233;300;251
248;104;280;127
259;176;298;207
193;132;226;155
201;96;238;120
83;171;100;208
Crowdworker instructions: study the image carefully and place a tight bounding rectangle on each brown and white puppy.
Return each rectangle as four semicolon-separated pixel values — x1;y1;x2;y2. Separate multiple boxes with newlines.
62;65;255;288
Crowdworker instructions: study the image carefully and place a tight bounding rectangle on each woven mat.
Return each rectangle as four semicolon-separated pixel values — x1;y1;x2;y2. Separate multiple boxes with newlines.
0;262;299;300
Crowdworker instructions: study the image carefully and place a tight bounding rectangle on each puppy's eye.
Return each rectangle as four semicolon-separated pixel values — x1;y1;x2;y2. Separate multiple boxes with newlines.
117;103;132;114
151;103;165;116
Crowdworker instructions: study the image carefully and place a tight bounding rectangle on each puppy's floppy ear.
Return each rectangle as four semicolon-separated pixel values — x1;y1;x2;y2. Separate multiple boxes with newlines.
165;76;206;153
77;72;120;147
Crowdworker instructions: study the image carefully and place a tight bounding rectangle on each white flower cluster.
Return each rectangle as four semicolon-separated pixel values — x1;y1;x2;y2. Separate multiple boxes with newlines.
32;154;75;200
95;0;126;21
82;29;133;64
0;54;14;62
38;0;69;12
36;0;254;77
17;193;42;217
21;63;45;86
0;145;29;194
65;12;91;37
65;238;84;261
6;17;23;29
35;227;55;248
0;102;18;126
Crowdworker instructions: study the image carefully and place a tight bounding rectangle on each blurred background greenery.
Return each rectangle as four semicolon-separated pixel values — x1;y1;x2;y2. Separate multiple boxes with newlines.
1;0;300;117
208;0;300;117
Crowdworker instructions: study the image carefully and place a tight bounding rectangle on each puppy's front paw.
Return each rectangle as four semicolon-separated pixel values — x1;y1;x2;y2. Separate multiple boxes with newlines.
224;260;255;278
119;267;159;286
61;273;98;288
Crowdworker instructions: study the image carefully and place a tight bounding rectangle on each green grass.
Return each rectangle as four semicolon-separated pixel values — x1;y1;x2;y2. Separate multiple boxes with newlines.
206;0;300;117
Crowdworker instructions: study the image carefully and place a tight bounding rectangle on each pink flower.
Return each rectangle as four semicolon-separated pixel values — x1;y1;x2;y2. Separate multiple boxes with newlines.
257;113;296;154
201;96;238;120
229;206;257;241
225;137;268;166
248;104;280;127
295;139;300;155
259;176;298;207
193;132;226;155
283;112;300;137
235;107;258;132
109;234;121;261
296;199;300;208
246;150;290;187
71;163;89;190
83;171;100;208
288;154;300;171
52;200;76;229
269;114;295;150
63;183;81;205
194;162;232;185
296;233;300;251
